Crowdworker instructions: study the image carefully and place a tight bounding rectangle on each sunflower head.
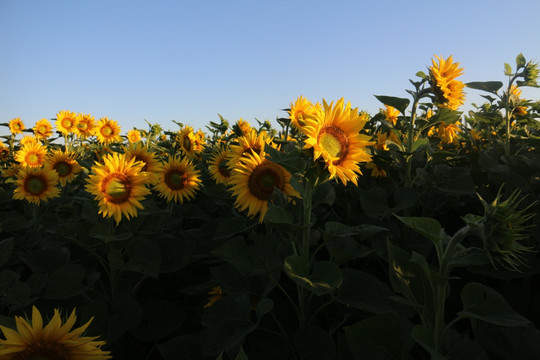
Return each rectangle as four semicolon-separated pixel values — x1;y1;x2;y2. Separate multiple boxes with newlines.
123;143;160;184
46;150;82;186
233;119;253;136
302;98;374;186
33;118;54;140
15;142;48;168
75;113;96;138
208;147;233;185
429;55;466;110
95;117;122;144
226;129;273;169
382;105;400;126
154;155;202;203
127;129;142;143
56;110;78;135
85;152;151;224
0;306;111;360
8;117;25;135
13;165;60;204
437;122;462;144
289;95;322;131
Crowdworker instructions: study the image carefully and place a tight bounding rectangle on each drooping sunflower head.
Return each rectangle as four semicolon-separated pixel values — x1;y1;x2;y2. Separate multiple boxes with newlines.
123;143;160;184
55;110;78;135
75;113;96;138
33;118;54;140
127;129;142;143
85;152;151;224
15;142;48;168
302;98;374;186
13;165;60;204
46;150;82;186
208;147;233;185
289;95;323;132
429;55;466;110
177;126;201;159
229;151;299;223
8;117;25;135
95;117;122;144
0;306;112;360
154;155;202;203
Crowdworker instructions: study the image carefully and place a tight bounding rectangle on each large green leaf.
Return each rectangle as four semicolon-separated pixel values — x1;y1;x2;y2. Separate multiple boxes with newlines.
459;282;530;326
394;215;443;246
284;256;342;295
293;326;336;360
374;95;410;114
123;237;162;278
465;81;503;94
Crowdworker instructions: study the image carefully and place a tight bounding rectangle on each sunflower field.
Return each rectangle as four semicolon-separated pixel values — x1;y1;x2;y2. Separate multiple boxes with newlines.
0;54;539;360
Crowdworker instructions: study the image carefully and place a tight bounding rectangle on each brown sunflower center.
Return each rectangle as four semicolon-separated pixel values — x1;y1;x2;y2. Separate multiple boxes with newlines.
13;123;21;130
165;169;188;190
318;126;349;165
61;119;73;128
12;341;69;360
53;161;72;177
218;159;231;178
183;136;192;151
78;122;88;130
101;126;113;137
24;176;47;196
101;174;132;204
248;163;284;201
38;126;47;134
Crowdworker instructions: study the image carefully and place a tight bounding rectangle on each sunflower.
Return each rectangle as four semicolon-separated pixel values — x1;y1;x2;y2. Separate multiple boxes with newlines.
437;121;462;144
233;118;252;136
0;142;9;161
75;113;96;138
46;150;82;186
85;153;150;224
33;118;54;140
13;165;60;204
8;118;25;135
289;95;322;131
302;98;374;186
0;306;111;360
208;147;233;185
382;105;400;126
365;162;387;179
20;136;39;146
123;143;160;184
56;110;78;135
154;155;202;203
15;142;48;168
226;129;273;169
95;117;121;144
2;163;21;178
204;286;224;309
510;85;527;116
429;55;466;110
127;129;142;143
229;152;299;222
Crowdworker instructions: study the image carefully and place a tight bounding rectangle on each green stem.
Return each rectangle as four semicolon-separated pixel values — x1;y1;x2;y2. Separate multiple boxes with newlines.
406;97;420;187
299;178;316;328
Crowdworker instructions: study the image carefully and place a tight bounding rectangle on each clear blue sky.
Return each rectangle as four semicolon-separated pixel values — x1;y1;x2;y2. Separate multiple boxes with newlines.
1;0;540;136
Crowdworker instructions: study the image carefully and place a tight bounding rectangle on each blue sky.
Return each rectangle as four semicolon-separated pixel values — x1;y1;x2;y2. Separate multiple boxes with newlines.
1;0;540;136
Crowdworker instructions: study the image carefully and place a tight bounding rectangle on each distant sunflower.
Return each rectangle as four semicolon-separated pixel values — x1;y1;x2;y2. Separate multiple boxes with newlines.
2;163;21;178
85;153;150;224
56;110;78;135
229;152;299;222
127;129;142;143
382;105;400;126
124;143;160;184
429;55;466;110
46;150;82;186
226;129;272;169
0;142;9;161
20;136;39;146
15;142;48;168
8;117;25;135
177;126;197;158
13;165;60;204
154;155;202;203
0;306;111;360
234;118;252;136
303;98;374;186
208;147;233;185
95;117;121;144
437;122;462;144
33;118;54;140
75;113;96;138
289;95;322;131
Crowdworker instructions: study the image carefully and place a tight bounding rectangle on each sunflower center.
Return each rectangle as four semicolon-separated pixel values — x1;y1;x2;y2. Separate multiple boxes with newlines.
24;176;47;196
165;169;188;190
61;119;73;128
78;122;88;130
38;126;47;134
101;126;113;136
26;152;42;166
102;174;132;204
318;126;349;165
53;161;72;177
183;137;192;151
218;159;231;178
12;341;69;360
248;164;284;201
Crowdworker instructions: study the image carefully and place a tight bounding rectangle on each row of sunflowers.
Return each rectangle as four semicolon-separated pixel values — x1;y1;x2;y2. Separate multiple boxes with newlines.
0;54;539;359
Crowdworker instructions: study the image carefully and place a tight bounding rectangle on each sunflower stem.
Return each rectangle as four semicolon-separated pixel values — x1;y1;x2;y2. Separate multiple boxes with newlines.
299;177;316;328
405;96;420;187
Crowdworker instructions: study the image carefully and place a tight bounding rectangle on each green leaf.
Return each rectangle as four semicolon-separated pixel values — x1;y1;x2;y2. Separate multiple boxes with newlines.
394;215;442;245
123;237;162;278
234;348;249;360
410;325;445;360
430;107;462;125
213;217;251;240
516;53;526;68
44;264;86;299
359;187;390;219
411;137;429;152
284;256;343;295
374;95;410;114
504;63;513;76
313;181;336;207
108;295;143;342
459;282;530;326
131;299;186;342
293;326;336;360
344;313;414;360
157;334;202;360
0;239;13;267
465;81;504;94
18;247;70;273
264;205;294;225
416;71;428;79
157;234;195;273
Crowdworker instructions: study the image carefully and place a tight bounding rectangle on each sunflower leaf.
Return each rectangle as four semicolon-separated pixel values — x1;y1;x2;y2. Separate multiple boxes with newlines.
465;81;504;94
394;215;443;245
374;95;410;114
